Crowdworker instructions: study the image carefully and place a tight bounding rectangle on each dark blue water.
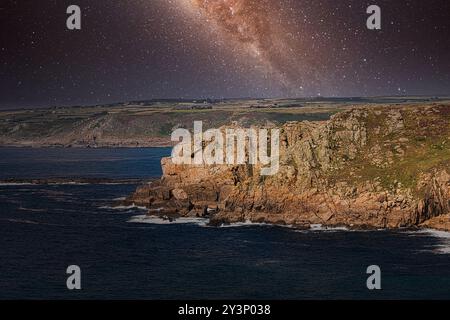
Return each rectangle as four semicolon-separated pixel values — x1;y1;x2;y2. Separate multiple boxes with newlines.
0;147;168;179
1;148;450;299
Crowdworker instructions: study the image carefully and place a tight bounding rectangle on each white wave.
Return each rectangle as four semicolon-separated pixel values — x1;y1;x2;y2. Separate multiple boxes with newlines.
0;182;90;186
216;220;284;228
18;207;48;212
0;182;35;186
99;204;148;211
126;217;355;230
309;224;350;231
409;229;450;254
85;182;130;185
293;224;358;233
113;197;126;201
1;218;41;225
0;181;137;186
52;182;89;185
127;215;208;226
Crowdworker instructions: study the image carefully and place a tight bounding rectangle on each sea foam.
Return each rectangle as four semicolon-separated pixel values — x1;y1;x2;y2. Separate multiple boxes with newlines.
99;204;148;211
127;215;208;226
407;229;450;254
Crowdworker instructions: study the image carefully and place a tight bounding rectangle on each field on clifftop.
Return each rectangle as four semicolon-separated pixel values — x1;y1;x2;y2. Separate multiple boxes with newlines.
1;97;447;148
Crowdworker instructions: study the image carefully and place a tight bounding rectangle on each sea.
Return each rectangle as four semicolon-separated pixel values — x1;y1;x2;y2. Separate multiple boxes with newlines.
0;147;449;299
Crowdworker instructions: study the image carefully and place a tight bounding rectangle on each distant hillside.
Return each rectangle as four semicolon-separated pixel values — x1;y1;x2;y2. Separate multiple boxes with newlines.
1;98;448;148
0;99;341;147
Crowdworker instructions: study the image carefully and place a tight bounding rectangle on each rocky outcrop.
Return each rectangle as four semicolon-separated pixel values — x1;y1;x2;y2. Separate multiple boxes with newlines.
126;104;450;231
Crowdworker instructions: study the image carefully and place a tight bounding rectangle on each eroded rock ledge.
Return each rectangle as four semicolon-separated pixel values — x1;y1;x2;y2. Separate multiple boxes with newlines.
126;104;450;231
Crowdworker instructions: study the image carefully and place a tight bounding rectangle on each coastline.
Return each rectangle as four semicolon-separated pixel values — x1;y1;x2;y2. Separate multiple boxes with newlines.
2;103;449;232
128;211;450;232
128;213;450;235
0;140;173;148
125;104;450;232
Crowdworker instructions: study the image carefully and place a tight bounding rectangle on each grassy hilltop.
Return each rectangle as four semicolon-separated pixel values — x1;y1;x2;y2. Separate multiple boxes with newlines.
0;97;446;148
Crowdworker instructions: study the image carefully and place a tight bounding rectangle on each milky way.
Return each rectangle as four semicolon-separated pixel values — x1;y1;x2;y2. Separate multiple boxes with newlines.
182;0;319;94
2;0;450;108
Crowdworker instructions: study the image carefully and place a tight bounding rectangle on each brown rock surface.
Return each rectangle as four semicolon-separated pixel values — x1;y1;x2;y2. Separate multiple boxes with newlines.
126;104;450;231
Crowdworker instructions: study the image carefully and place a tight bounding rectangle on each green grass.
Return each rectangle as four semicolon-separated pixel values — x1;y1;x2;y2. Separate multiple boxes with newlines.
327;106;450;194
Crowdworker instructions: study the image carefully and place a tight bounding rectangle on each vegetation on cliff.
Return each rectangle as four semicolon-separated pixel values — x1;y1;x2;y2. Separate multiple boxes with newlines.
127;103;450;231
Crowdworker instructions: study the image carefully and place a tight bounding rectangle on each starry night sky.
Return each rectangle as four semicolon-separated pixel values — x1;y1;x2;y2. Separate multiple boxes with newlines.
1;0;449;109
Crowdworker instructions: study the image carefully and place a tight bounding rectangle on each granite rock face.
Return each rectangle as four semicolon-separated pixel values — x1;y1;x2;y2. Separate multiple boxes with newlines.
126;104;450;230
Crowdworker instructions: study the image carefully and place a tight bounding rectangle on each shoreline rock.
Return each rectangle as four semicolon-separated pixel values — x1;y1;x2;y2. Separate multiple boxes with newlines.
126;104;450;231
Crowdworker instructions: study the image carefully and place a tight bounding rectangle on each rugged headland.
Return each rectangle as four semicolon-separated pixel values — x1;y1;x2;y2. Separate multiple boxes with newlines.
126;103;450;231
0;97;441;148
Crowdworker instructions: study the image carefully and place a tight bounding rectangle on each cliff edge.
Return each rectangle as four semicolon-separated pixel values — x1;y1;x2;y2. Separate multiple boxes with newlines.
127;104;450;230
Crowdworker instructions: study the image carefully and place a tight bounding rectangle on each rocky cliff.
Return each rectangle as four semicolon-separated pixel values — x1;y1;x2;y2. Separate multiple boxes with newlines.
126;104;450;231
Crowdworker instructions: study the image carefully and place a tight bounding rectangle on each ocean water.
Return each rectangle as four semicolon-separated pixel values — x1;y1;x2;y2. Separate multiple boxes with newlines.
0;147;450;299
